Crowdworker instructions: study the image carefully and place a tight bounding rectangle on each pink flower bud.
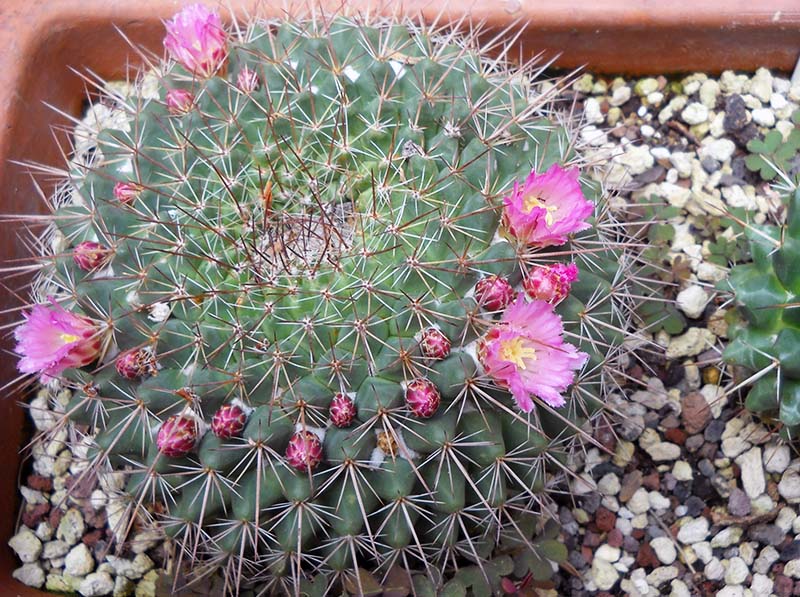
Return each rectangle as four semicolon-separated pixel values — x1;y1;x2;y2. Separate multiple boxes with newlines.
163;4;227;77
329;393;356;428
157;416;198;457
166;89;194;114
405;378;441;418
210;404;247;439
285;431;323;472
115;349;156;380
73;241;111;271
474;275;515;312
236;67;259;93
113;181;143;204
420;327;451;360
14;299;101;379
523;263;579;304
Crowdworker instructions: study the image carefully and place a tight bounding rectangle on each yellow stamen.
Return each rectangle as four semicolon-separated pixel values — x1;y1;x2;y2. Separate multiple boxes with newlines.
60;333;79;344
499;337;537;370
522;193;558;226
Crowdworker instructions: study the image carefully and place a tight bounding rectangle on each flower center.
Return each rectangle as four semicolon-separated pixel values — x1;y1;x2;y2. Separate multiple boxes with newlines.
60;333;80;344
499;337;537;370
522;193;558;226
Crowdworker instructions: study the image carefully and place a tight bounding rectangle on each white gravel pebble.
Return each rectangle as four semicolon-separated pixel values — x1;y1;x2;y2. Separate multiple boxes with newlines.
78;571;115;597
716;586;744;597
8;527;42;563
56;509;85;546
699;138;736;162
724;556;749;585
764;443;791;473
721;436;750;459
12;563;46;588
711;527;743;548
677;517;709;544
644;442;681;462
704;557;725;580
650;537;677;565
736;446;766;499
666;328;715;359
779;465;800;503
681;102;709;125
672;461;693;481
784;558;800;578
752;107;776;127
597;473;621;496
65;543;95;577
42;540;70;559
670;579;692;597
676;285;710;319
591;558;619;591
751;573;773;595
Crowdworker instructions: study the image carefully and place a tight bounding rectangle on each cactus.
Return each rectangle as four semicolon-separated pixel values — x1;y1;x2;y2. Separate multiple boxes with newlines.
722;184;800;434
14;6;650;593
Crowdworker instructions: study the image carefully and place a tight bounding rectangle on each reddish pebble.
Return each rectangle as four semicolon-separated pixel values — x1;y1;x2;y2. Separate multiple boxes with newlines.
664;427;687;445
774;575;793;597
642;471;661;491
27;474;52;492
22;503;50;528
607;528;623;548
81;529;104;548
595;506;616;533
636;542;660;568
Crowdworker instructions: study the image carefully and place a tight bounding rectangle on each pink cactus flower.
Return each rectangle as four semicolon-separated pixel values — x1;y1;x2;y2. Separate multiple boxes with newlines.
478;295;588;412
523;263;579;304
405;378;441;418
113;181;143;204
420;327;451;360
474;275;515;312
211;404;247;439
236;67;259;93
285;431;323;472
73;241;111;271
329;393;356;428
157;415;198;457
163;4;227;77
166;89;194;114
115;349;156;380
14;300;101;379
502;164;593;248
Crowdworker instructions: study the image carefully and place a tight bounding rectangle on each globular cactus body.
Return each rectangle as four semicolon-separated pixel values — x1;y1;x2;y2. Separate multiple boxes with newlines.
13;6;647;593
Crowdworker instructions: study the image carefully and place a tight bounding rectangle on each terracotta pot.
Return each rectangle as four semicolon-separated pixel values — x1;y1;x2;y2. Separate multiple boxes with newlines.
0;0;798;593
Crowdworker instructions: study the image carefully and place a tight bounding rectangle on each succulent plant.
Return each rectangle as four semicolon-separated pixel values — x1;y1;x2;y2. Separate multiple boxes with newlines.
13;5;650;594
722;185;800;434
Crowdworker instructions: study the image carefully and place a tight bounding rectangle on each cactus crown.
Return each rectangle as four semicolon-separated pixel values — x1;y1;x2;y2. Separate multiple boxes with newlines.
17;8;647;594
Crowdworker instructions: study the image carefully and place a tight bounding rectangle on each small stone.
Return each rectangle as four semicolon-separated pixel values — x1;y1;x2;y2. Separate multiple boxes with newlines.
670;579;692;597
672;461;693;482
681;391;711;435
65;543;95;576
12;563;45;588
596;544;621;562
748;523;786;546
764;443;791;473
598;473;621;496
681;102;709;125
712;527;743;548
79;571;115;596
781;541;800;562
779;465;800;503
737;447;766;499
752;107;776;127
750;68;773;102
591;558;619;591
693;541;713;564
648;491;671;511
725;557;750;585
646;565;679;586
724;95;749;131
57;508;86;546
754;545;780;574
8;527;42;563
699;79;720;107
114;576;136;597
705;557;725;580
135;570;159;597
644;442;681;462
716;587;744;597
728;488;752;517
676;285;710;319
774;574;794;597
610;85;632;107
722;436;751;459
699;138;736;163
42;539;70;559
666;328;716;359
650;537;677;565
751;573;773;596
677;517;709;544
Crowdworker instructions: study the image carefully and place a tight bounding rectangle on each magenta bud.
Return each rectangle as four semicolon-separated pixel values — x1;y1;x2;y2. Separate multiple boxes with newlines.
420;327;451;360
475;275;515;312
237;67;259;93
329;393;356;428
157;415;198;457
285;430;323;472
166;88;194;114
211;404;247;439
115;349;156;380
405;378;441;418
113;181;143;204
72;241;111;271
